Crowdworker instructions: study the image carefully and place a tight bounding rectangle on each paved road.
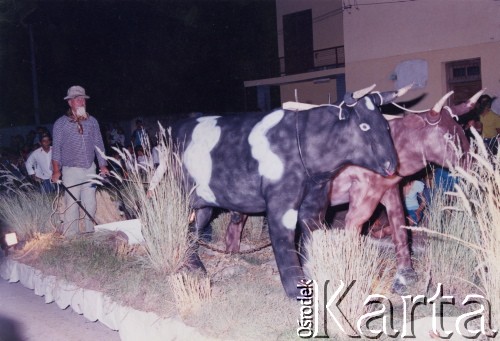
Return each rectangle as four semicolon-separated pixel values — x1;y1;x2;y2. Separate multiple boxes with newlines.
0;278;120;341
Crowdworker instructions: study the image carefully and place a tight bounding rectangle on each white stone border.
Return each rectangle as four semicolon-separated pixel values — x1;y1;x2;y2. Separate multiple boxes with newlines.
0;258;216;341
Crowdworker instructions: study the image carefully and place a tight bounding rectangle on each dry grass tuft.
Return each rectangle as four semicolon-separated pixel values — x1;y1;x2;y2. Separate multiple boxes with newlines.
0;173;58;239
422;184;478;297
95;189;125;224
242;215;267;242
210;211;231;243
448;134;500;325
304;227;392;337
419;131;500;328
105;124;195;274
168;272;211;318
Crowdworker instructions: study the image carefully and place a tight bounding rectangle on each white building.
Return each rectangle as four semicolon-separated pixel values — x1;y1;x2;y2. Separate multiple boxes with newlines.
245;0;500;109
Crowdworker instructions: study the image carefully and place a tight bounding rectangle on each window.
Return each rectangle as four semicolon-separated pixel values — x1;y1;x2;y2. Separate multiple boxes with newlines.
446;58;482;105
447;58;481;84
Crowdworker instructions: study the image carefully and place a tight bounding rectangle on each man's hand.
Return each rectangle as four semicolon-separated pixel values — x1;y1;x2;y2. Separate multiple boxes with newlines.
99;166;110;177
51;170;61;183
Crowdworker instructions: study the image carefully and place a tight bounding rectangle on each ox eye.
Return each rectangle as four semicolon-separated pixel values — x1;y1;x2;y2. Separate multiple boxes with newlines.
359;123;371;131
444;132;453;140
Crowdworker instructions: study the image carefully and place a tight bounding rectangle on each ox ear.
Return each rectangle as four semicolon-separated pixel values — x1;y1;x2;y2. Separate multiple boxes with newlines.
402;114;426;129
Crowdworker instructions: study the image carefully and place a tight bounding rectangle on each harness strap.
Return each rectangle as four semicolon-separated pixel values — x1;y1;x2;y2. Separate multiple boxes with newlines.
443;106;458;121
294;111;339;185
424;116;442;126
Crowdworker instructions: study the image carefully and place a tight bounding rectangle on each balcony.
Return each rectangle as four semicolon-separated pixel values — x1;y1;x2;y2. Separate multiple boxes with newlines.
279;45;345;76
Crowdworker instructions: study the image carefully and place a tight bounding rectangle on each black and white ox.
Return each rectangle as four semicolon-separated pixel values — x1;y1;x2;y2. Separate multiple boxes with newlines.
173;85;408;298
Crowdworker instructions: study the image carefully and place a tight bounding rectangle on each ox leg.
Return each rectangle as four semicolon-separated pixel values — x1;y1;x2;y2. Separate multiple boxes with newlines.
265;186;309;298
267;215;304;298
225;212;248;253
380;188;417;294
186;207;213;272
344;195;380;234
297;183;330;265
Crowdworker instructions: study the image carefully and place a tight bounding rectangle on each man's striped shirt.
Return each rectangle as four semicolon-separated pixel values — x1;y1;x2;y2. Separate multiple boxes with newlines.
52;115;107;168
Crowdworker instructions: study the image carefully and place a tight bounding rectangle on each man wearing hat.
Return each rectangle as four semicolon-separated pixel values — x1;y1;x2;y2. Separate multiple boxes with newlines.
51;85;109;237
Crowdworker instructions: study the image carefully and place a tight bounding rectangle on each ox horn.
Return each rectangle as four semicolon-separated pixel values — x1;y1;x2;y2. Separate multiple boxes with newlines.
427;91;454;123
467;88;486;106
431;91;454;113
450;88;487;117
396;83;414;98
352;84;376;99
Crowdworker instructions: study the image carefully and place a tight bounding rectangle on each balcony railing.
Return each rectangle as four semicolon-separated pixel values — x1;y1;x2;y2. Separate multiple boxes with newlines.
279;45;345;76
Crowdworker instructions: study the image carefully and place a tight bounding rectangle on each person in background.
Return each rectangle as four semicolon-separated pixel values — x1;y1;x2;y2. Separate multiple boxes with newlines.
33;126;50;147
433;167;457;193
478;95;500;154
131;119;149;148
135;145;151;169
51;85;109;237
109;123;126;149
115;127;125;148
403;179;426;226
25;133;55;193
152;144;160;168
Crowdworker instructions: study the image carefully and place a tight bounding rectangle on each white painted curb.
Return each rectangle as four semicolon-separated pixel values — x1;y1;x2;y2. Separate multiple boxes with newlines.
0;258;216;341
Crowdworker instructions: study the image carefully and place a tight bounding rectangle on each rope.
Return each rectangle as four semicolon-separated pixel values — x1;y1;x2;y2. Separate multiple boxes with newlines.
295;110;316;183
391;102;430;113
197;239;271;254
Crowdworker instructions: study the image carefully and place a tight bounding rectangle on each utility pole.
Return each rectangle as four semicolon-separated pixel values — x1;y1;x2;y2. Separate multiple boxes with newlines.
28;23;40;126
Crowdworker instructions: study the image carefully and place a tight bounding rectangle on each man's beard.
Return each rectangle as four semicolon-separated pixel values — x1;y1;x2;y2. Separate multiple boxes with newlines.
75;106;87;117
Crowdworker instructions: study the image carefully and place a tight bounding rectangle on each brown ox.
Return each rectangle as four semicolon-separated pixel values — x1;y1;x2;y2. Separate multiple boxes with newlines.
225;89;483;294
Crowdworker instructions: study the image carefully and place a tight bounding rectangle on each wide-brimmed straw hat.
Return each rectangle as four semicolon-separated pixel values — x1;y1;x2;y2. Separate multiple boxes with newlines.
64;85;90;100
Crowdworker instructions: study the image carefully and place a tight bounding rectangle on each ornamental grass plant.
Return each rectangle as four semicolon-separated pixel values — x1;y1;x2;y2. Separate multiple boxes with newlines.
303;227;393;338
0;171;58;240
446;132;500;329
416;130;499;331
210;211;232;243
421;183;478;297
102;124;196;275
98;123;213;315
168;271;212;318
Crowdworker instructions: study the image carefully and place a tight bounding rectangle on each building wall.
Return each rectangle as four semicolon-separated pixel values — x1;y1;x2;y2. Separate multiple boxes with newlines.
275;0;344;58
344;0;500;62
343;0;500;108
346;42;500;109
280;80;339;105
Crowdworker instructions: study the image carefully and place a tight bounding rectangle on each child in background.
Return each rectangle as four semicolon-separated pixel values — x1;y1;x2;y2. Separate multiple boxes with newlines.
403;179;426;226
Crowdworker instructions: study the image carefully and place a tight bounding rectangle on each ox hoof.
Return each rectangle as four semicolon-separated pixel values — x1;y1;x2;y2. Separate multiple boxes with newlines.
391;268;418;295
183;253;207;274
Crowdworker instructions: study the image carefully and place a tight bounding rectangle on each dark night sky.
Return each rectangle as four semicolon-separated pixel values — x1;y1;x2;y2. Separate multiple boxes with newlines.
0;0;278;128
